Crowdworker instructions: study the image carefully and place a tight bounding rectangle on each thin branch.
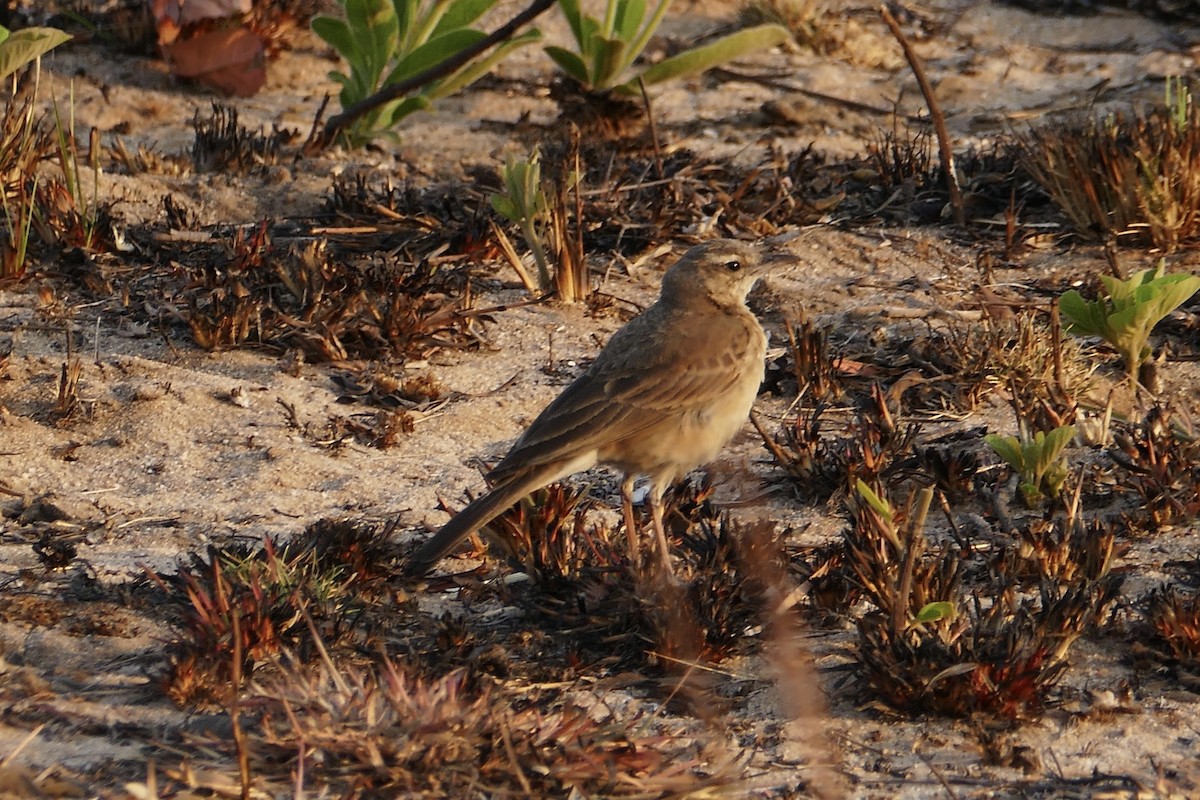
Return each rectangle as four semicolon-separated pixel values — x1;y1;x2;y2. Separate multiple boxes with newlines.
304;0;557;153
637;76;664;182
879;5;965;227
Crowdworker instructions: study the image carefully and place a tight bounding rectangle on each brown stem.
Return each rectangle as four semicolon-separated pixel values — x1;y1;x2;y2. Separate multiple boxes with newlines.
637;76;664;182
226;577;251;800
892;485;934;636
304;0;557;153
879;5;965;228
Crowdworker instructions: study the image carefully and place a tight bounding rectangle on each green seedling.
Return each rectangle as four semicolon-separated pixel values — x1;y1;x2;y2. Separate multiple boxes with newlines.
985;425;1076;508
547;0;789;95
47;84;103;251
490;148;551;291
854;478;899;550
1059;264;1200;387
312;0;541;147
1165;75;1190;134
911;601;956;627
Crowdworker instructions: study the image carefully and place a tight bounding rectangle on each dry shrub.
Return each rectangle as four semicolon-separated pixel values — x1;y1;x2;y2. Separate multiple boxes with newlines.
469;482;625;583
463;479;782;672
1021;82;1200;251
331;365;447;408
184;230;481;360
1111;405;1200;528
846;484;1120;719
1147;586;1200;664
191;102;297;173
155;519;400;708
1002;517;1119;588
756;385;918;503
240;659;738;798
763;317;844;402
740;0;901;67
878;312;1094;420
670;508;784;661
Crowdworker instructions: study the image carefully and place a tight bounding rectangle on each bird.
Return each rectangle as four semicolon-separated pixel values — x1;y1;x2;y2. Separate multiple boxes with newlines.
407;238;791;577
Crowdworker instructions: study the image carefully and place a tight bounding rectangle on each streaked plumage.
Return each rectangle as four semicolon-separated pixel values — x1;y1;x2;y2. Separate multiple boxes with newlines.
408;239;789;576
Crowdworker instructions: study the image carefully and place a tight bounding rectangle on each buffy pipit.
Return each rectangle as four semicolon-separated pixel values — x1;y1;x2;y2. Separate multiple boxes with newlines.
408;239;789;576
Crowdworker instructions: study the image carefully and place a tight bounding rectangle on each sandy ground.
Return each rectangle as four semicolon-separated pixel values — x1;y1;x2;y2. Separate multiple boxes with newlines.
2;0;1200;797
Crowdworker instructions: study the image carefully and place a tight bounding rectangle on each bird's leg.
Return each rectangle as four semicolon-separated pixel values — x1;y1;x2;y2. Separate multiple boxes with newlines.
620;476;641;568
648;484;675;576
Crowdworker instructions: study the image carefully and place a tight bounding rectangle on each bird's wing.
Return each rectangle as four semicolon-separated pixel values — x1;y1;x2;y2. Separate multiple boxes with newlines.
489;307;754;480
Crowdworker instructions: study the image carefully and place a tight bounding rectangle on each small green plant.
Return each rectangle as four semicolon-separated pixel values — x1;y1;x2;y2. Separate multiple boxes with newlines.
546;0;789;95
312;0;541;147
985;425;1076;508
910;601;956;630
1059;264;1200;387
40;86;105;252
491;148;551;291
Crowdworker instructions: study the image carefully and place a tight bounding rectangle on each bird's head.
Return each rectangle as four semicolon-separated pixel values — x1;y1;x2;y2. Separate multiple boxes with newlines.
660;239;796;310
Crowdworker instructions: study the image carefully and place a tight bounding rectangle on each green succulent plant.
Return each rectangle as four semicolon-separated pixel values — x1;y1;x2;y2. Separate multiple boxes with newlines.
312;0;541;147
546;0;789;95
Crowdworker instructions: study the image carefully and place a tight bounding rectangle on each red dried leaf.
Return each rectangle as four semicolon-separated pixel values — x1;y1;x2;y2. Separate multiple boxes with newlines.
163;27;266;96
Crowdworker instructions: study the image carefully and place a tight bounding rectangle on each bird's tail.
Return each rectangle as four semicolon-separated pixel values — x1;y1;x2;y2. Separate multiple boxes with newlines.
406;472;547;576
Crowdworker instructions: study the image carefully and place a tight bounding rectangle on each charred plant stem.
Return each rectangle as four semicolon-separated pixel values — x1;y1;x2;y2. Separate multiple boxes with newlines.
1050;297;1064;392
749;410;794;471
305;0;556;152
879;5;965;227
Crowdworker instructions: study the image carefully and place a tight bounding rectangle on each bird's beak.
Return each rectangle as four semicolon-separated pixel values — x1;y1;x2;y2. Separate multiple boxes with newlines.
759;249;801;273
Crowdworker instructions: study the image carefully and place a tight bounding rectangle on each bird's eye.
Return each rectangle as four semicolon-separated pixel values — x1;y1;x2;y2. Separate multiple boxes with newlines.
724;260;742;272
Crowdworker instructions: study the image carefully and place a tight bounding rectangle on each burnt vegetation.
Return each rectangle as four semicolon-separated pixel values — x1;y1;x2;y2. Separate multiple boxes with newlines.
3;7;1200;797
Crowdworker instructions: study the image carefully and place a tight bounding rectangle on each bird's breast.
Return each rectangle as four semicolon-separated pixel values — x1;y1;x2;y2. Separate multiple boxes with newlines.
605;311;765;483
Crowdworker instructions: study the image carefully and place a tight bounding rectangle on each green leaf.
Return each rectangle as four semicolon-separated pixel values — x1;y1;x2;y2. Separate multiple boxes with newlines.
382;94;432;127
1063;269;1200;380
1018;481;1044;508
346;0;399;88
387;29;485;84
984;434;1025;473
545;45;589;85
1032;425;1075;481
855;479;893;522
431;0;496;38
590;34;629;90
620;0;671;71
394;0;417;34
434;28;541;99
490;193;519;220
915;601;956;624
613;0;646;41
621;23;789;93
1043;459;1069;499
312;16;356;59
557;0;588;47
0;27;71;84
1058;289;1106;336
